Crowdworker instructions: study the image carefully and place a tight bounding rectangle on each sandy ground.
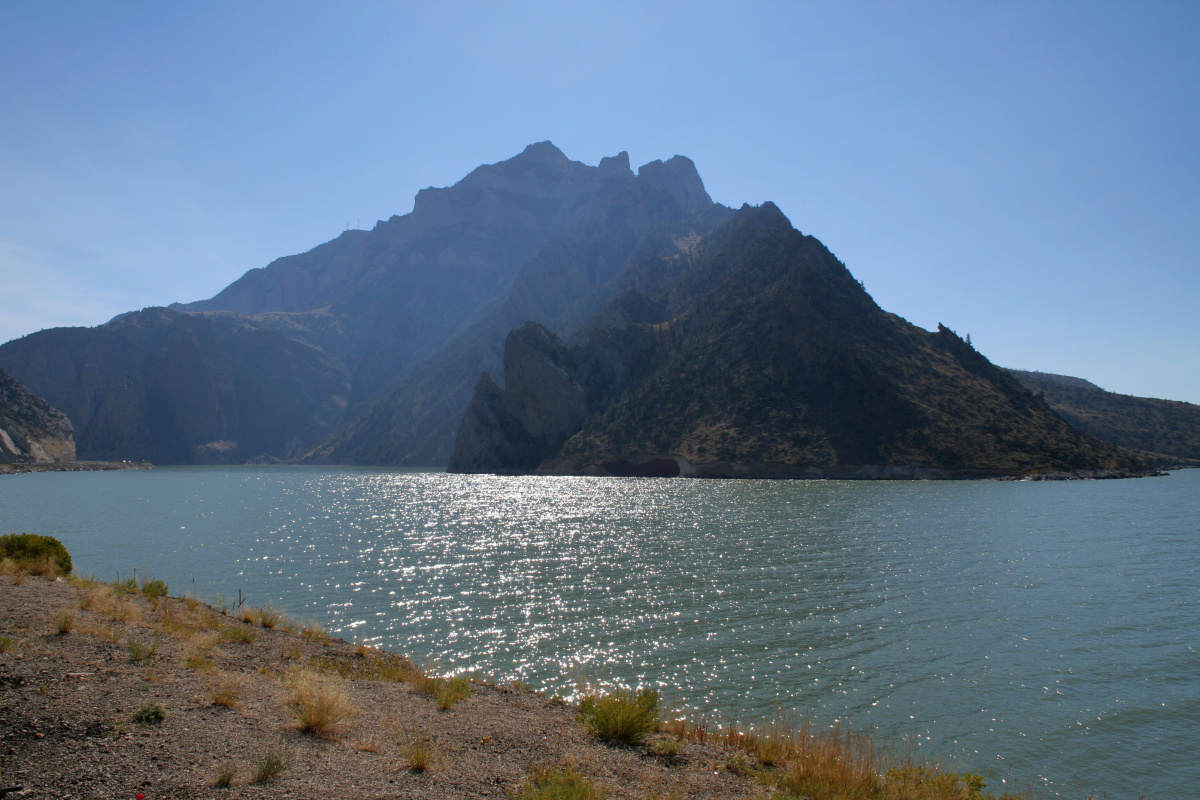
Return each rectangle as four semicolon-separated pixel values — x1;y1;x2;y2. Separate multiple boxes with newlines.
0;575;771;799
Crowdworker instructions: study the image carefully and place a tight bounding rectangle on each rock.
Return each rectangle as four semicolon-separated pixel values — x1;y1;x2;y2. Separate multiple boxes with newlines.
0;367;75;465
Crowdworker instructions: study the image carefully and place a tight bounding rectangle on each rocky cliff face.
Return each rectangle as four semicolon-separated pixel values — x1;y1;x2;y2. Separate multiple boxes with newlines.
1;143;726;465
450;205;1148;478
0;368;75;464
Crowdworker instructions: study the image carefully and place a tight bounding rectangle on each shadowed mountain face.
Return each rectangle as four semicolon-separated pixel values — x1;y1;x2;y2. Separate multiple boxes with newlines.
1009;370;1200;462
0;144;725;464
0;368;75;465
450;205;1148;478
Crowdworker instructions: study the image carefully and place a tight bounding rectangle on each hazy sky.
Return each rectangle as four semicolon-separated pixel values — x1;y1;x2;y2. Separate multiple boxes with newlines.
3;1;1198;402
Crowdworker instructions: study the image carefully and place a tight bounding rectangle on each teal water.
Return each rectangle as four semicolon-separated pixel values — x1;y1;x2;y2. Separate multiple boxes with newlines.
2;467;1197;798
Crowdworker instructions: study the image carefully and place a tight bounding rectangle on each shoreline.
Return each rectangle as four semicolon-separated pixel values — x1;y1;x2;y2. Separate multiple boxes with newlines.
0;460;153;476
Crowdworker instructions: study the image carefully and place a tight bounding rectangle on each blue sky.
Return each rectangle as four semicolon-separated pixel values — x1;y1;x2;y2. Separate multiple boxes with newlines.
2;1;1198;402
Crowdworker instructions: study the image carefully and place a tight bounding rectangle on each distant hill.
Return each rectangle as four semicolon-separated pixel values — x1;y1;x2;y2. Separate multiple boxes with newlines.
1009;370;1200;462
450;205;1149;479
0;367;75;465
1;144;726;464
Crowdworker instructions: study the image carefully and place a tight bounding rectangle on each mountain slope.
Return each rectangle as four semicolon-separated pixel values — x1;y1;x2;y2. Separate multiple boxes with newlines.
0;367;75;465
451;205;1148;478
1009;370;1200;461
0;144;724;464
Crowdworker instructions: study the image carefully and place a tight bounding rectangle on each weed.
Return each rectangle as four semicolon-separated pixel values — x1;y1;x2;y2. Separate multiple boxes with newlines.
726;753;754;777
0;635;13;653
90;623;119;642
287;669;355;737
648;738;681;758
221;625;257;644
512;766;606;800
111;598;141;624
127;637;159;663
238;606;261;625
254;749;287;783
310;651;415;682
281;643;303;661
132;701;166;725
213;760;237;787
78;583;112;612
578;688;659;745
53;608;76;634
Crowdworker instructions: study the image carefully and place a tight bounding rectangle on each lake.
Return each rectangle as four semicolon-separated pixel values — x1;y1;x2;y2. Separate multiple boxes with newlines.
2;466;1196;798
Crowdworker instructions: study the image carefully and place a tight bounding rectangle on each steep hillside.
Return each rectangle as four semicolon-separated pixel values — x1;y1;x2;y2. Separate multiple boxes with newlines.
0;368;75;465
1010;370;1200;461
451;205;1148;479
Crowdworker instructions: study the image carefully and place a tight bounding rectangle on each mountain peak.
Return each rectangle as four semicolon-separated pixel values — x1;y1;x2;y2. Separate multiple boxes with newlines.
636;155;712;212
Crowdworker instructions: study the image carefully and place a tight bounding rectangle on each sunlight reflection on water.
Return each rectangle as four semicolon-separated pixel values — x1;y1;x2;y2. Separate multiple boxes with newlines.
2;466;1197;798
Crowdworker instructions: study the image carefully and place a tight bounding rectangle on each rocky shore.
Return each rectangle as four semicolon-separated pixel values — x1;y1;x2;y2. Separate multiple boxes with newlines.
0;461;153;476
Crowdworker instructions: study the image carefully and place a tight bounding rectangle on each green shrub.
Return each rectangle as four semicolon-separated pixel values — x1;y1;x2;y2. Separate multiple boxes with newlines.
513;767;605;800
141;578;168;598
578;688;659;745
0;533;72;577
254;749;287;783
132;701;166;725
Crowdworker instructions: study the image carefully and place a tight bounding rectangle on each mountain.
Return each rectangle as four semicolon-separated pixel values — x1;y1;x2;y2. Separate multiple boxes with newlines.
0;367;75;465
0;143;726;464
450;205;1149;479
1009;370;1200;462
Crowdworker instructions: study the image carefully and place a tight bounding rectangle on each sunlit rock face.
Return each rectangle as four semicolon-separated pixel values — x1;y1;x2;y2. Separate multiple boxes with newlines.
0;367;75;464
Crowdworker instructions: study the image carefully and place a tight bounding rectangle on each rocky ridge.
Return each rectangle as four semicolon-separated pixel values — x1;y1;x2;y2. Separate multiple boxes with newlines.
0;367;75;466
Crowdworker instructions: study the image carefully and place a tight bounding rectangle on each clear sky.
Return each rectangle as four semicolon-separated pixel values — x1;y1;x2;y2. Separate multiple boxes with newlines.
2;1;1198;402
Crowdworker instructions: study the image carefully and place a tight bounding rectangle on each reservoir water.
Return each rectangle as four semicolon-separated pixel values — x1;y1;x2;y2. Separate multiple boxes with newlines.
2;467;1197;798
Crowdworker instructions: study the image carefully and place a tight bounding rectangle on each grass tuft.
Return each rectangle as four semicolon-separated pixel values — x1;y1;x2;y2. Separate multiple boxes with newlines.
648;738;681;758
254;749;287;783
221;625;257;644
579;688;659;746
513;767;606;800
127;637;159;664
209;672;249;707
287;669;355;737
401;735;437;772
299;618;329;643
213;760;237;787
131;701;166;725
53;607;76;634
259;604;284;629
0;635;13;653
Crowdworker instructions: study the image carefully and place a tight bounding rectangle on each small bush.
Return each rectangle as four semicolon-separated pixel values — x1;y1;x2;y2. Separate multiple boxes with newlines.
579;688;659;745
254;749;287;783
213;760;237;787
54;608;76;634
726;753;754;776
648;738;681;758
132;701;166;725
287;670;355;737
141;578;168;598
0;533;72;577
513;767;606;800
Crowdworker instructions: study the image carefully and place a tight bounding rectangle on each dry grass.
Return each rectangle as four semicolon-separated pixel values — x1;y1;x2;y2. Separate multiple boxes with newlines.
286;669;355;737
0;635;14;653
127;637;159;664
209;672;249;707
513;766;606;800
221;625;257;644
299;619;329;643
254;749;287;783
53;607;76;634
259;604;284;629
212;760;237;787
401;734;437;772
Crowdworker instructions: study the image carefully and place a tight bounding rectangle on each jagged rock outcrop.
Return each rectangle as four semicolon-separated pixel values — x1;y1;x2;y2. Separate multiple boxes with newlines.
0;368;75;464
450;205;1150;478
1009;369;1200;462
